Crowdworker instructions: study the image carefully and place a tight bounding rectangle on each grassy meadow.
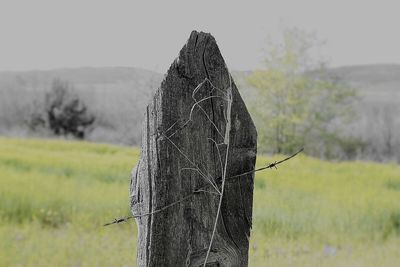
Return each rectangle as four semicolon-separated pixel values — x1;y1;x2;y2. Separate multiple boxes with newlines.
1;137;400;266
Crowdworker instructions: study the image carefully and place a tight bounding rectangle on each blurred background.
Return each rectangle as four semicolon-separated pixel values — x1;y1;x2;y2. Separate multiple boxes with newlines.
0;0;399;266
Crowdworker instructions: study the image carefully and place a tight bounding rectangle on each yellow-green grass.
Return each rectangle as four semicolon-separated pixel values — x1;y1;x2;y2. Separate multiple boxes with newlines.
0;137;399;266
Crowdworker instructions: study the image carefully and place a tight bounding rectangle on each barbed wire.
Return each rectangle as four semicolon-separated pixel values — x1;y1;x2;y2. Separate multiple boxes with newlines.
103;148;303;227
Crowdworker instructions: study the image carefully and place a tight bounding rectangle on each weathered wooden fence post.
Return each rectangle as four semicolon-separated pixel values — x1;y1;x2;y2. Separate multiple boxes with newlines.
130;31;257;267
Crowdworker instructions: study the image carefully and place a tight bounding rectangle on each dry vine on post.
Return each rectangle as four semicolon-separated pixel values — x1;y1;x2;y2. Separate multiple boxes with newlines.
105;31;302;267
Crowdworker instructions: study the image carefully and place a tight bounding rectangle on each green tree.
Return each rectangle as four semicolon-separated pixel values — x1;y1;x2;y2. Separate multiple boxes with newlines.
248;28;356;156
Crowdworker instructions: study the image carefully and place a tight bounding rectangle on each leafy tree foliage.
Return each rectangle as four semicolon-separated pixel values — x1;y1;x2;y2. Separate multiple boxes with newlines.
248;28;357;156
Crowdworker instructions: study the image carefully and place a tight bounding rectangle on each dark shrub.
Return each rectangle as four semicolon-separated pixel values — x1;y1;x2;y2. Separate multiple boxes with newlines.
44;79;95;139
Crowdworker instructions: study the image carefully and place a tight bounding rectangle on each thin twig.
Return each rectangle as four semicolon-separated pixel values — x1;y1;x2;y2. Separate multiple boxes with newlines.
208;138;224;181
203;73;233;266
166;95;226;138
203;89;232;266
193;189;220;196
164;134;221;193
192;78;226;100
181;167;220;194
196;105;225;139
191;78;208;99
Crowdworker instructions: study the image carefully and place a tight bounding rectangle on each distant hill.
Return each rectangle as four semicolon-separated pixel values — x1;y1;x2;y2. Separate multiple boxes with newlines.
0;66;163;93
0;64;398;150
314;64;400;104
1;64;399;103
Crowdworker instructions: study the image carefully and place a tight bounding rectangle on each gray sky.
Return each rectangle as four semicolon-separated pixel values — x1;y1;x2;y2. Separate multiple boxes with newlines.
0;0;399;72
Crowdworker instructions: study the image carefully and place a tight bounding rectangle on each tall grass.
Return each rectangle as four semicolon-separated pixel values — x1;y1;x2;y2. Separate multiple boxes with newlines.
0;137;399;266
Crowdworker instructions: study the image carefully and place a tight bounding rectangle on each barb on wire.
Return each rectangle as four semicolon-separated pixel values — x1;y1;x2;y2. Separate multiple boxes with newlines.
104;216;132;226
226;147;304;181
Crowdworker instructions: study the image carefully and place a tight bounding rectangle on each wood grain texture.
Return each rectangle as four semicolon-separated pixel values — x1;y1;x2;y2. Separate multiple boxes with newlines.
130;31;257;267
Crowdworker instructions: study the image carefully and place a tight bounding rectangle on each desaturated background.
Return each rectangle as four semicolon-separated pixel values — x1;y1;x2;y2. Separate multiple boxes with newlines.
1;0;399;162
1;1;400;266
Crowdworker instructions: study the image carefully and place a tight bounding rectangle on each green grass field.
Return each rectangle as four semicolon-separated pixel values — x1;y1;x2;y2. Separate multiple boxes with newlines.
1;137;400;266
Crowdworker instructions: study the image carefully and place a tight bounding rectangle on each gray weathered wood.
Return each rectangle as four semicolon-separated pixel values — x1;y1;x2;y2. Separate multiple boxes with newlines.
130;31;257;267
